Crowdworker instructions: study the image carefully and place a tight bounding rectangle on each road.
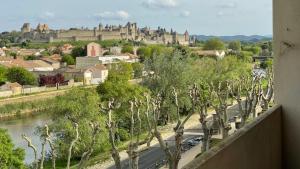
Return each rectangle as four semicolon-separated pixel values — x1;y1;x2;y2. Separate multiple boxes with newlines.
106;103;241;169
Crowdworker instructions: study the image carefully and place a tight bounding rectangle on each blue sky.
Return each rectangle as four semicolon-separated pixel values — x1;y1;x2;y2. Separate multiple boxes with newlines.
0;0;272;35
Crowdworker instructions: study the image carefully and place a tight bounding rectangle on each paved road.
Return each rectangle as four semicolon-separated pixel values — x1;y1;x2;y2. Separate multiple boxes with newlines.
107;103;241;169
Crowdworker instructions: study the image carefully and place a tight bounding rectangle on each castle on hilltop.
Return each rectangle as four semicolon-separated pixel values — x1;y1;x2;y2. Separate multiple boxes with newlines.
19;22;191;45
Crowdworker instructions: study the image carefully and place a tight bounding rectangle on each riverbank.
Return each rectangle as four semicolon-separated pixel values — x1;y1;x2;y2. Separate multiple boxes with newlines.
0;107;52;121
0;97;56;121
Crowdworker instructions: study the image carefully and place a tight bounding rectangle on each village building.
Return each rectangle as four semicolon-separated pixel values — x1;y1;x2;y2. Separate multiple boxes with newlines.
40;57;61;69
59;44;73;54
83;64;108;85
0;58;54;72
76;42;139;69
0;48;6;56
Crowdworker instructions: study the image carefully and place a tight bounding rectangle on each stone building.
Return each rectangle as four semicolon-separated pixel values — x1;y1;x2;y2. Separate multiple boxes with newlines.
87;42;103;57
18;22;191;45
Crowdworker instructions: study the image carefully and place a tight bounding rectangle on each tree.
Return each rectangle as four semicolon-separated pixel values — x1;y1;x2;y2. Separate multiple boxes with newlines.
25;55;39;60
71;47;86;58
0;66;7;84
100;99;122;169
228;41;241;51
47;88;105;160
149;88;197;169
210;82;233;139
66;123;79;169
122;45;134;54
6;67;37;85
230;75;262;127
132;62;143;79
137;47;151;62
189;84;213;152
143;52;194;123
22;134;38;169
203;38;225;50
0;128;25;169
62;55;75;65
39;74;64;86
126;98;153;169
261;69;274;113
103;51;113;56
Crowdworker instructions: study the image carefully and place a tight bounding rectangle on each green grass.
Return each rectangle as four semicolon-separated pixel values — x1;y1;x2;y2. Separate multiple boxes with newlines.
0;98;56;115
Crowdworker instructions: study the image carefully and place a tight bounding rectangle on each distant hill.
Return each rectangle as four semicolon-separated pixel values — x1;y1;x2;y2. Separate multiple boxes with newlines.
194;35;272;42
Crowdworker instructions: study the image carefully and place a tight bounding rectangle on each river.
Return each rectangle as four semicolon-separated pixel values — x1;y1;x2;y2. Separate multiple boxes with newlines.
0;113;52;164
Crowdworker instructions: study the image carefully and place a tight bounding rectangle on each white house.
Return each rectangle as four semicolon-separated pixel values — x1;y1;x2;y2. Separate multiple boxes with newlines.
84;64;108;85
0;48;6;57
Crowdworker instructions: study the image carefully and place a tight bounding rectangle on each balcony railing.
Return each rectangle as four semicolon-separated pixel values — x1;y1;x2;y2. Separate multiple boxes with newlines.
182;105;282;169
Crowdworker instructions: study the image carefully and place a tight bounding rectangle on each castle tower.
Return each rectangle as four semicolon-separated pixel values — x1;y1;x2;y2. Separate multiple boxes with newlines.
184;30;190;41
21;23;31;33
99;23;103;31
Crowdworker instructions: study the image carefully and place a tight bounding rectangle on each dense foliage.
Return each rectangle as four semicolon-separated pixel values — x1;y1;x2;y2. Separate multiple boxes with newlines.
121;45;134;54
61;54;75;65
0;128;25;169
6;67;37;85
203;38;225;50
39;73;65;86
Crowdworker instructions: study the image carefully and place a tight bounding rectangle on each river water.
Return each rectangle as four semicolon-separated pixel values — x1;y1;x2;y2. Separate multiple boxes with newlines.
0;113;51;164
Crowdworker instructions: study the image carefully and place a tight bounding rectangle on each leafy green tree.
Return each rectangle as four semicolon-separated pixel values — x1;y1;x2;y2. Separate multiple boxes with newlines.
6;67;37;85
103;51;113;56
0;66;7;84
9;52;17;59
71;47;86;58
24;55;38;60
121;45;134;54
48;88;106;160
203;38;225;50
228;41;241;51
62;55;75;65
0;128;25;169
137;47;151;62
0;39;9;48
143;52;194;122
97;62;148;129
132;62;143;78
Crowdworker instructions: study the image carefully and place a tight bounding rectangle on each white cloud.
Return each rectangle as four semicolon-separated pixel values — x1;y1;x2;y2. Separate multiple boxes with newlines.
142;0;178;9
180;10;190;17
217;11;225;17
217;2;237;9
94;10;130;20
39;11;55;20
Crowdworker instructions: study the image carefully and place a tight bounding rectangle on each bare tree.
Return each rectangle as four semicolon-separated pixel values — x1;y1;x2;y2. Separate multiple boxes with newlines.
189;84;212;152
210;82;232;139
261;69;274;113
151;87;196;169
127;97;154;169
45;125;56;169
66;123;79;169
39;125;53;169
22;134;38;169
100;99;122;169
78;122;101;169
231;75;261;127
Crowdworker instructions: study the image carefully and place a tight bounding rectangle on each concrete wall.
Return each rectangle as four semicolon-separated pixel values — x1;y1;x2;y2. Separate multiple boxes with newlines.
182;105;282;169
274;0;300;168
0;90;13;98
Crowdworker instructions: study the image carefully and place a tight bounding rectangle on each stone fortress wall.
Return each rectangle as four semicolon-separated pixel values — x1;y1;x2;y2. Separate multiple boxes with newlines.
19;22;190;45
